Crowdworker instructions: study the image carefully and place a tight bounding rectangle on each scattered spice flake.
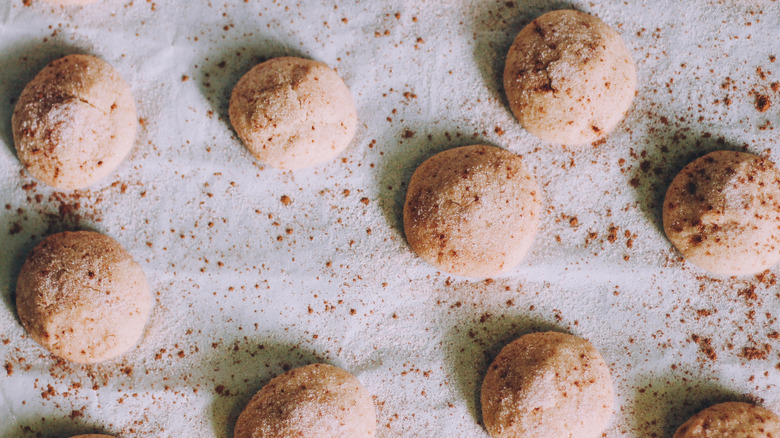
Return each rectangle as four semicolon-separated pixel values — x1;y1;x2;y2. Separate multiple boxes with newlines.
740;344;770;361
607;225;619;243
69;409;83;419
280;195;291;206
738;285;758;303
4;362;12;376
401;130;415;138
360;197;369;205
41;384;56;400
755;94;771;112
691;334;717;361
181;75;190;82
9;222;22;235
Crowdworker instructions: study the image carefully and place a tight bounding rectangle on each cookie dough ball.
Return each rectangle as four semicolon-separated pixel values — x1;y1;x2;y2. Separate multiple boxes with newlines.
481;332;614;438
12;54;137;190
504;10;636;145
674;402;780;438
403;145;540;277
16;231;151;364
663;151;780;276
234;363;376;438
229;57;357;170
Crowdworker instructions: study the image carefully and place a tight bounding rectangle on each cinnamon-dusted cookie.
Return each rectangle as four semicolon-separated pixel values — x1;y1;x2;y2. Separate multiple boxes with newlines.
12;54;137;189
16;231;151;364
504;10;636;145
481;332;614;438
674;402;780;438
663;151;780;276
229;57;357;170
403;145;540;277
234;363;376;438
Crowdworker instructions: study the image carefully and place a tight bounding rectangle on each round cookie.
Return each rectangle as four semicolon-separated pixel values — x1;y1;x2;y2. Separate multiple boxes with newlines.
229;57;357;170
16;231;151;364
234;363;376;438
663;151;780;276
674;402;780;438
503;10;636;145
403;145;540;277
12;54;137;190
481;332;614;438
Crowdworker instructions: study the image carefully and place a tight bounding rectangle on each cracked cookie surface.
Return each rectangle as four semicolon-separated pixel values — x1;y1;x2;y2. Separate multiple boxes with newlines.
504;10;636;145
403;145;540;278
663;151;780;276
229;57;357;170
12;54;137;189
16;231;151;364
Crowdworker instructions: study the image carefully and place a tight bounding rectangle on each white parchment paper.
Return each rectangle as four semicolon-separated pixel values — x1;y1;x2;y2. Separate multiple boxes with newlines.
1;0;780;436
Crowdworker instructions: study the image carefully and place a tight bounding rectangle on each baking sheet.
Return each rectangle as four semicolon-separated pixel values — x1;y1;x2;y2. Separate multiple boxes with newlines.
1;0;780;436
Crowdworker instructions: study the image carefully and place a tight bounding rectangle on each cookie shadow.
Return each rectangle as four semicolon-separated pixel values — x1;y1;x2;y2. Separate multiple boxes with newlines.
202;339;323;438
0;40;87;159
629;132;748;235
629;371;753;438
193;38;308;147
443;313;560;427
470;0;579;112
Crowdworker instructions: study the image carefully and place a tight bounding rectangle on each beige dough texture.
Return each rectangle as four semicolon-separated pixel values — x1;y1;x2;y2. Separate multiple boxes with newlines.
233;363;376;438
663;151;780;276
12;54;137;190
481;331;614;438
229;57;357;170
503;9;636;145
403;145;540;278
674;402;780;438
16;231;151;364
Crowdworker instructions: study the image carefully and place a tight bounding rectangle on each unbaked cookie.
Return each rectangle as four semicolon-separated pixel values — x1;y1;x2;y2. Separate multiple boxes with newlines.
674;402;780;438
481;332;614;438
229;57;357;170
16;231;151;364
663;151;780;276
234;363;376;437
12;54;137;190
504;10;636;145
403;145;540;277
